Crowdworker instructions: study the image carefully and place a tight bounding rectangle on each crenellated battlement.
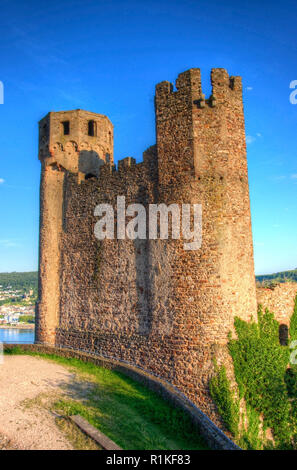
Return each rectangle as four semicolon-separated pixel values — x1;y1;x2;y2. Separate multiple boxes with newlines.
155;68;242;113
154;68;246;187
155;68;242;95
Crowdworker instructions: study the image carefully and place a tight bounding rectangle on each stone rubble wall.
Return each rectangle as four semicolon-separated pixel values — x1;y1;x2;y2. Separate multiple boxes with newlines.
257;282;297;325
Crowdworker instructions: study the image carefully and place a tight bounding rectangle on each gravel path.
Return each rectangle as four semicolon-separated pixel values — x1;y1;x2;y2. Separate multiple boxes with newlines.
0;355;78;450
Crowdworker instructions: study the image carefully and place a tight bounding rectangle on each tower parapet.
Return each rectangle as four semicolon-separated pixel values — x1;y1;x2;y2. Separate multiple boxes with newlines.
39;109;113;178
155;68;246;187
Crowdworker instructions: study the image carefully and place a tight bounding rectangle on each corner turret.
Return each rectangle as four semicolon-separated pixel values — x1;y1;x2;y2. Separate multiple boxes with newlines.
39;109;113;178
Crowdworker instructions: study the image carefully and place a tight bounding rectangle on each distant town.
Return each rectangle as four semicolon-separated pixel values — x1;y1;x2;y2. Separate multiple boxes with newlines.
0;272;37;327
0;287;35;326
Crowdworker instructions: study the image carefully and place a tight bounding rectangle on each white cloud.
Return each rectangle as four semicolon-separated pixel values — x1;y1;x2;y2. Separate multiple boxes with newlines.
246;86;253;91
269;174;297;183
0;178;4;184
0;239;21;248
246;133;262;145
272;175;286;181
246;135;255;144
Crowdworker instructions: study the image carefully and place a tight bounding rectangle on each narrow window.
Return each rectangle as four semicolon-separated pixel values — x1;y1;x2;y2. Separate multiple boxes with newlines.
88;120;96;136
41;123;48;144
41;123;47;137
279;324;289;346
85;173;96;180
62;121;70;135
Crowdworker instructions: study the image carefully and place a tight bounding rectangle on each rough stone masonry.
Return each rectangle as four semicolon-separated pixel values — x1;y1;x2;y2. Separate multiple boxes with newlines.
36;68;261;421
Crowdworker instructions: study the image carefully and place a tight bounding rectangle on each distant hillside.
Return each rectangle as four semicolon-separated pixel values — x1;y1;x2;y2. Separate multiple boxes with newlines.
0;272;38;293
0;269;296;293
256;269;297;286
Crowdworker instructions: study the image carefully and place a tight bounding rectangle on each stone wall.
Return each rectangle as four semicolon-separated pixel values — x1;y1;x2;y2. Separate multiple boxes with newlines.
36;68;258;423
257;283;297;325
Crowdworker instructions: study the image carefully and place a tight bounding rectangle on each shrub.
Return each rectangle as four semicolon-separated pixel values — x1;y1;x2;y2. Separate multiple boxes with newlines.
209;363;239;436
210;304;297;449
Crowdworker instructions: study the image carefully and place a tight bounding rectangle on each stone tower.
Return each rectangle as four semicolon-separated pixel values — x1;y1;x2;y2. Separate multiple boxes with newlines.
154;69;257;348
36;110;113;344
36;69;257;419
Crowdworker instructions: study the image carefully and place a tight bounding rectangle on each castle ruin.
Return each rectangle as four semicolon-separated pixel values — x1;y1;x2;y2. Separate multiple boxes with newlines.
36;68;258;419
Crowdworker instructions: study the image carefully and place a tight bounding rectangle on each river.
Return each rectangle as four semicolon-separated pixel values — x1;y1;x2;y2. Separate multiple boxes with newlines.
0;328;35;344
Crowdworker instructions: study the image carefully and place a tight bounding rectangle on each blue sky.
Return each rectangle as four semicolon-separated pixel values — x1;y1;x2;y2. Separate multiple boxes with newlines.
0;0;296;275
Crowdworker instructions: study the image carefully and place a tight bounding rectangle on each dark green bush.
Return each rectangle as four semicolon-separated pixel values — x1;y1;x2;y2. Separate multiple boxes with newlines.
209;363;239;436
210;297;297;449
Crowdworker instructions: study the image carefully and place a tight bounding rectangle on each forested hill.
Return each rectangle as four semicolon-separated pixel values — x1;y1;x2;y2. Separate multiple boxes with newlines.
0;269;296;292
256;269;297;285
0;272;38;293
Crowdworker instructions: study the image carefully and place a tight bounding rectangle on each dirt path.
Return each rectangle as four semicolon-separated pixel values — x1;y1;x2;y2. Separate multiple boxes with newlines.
0;355;79;450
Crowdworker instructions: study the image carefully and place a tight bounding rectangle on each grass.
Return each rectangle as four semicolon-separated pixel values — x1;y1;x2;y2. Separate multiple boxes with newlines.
55;417;102;450
5;347;208;450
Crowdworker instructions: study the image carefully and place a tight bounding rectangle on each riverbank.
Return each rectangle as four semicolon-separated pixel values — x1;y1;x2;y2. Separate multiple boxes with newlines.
0;324;35;330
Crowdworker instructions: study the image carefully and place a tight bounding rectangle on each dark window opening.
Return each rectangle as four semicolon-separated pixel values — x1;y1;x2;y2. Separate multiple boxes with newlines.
88;120;96;136
41;123;48;142
62;121;70;135
85;173;96;180
279;324;289;346
285;368;296;397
